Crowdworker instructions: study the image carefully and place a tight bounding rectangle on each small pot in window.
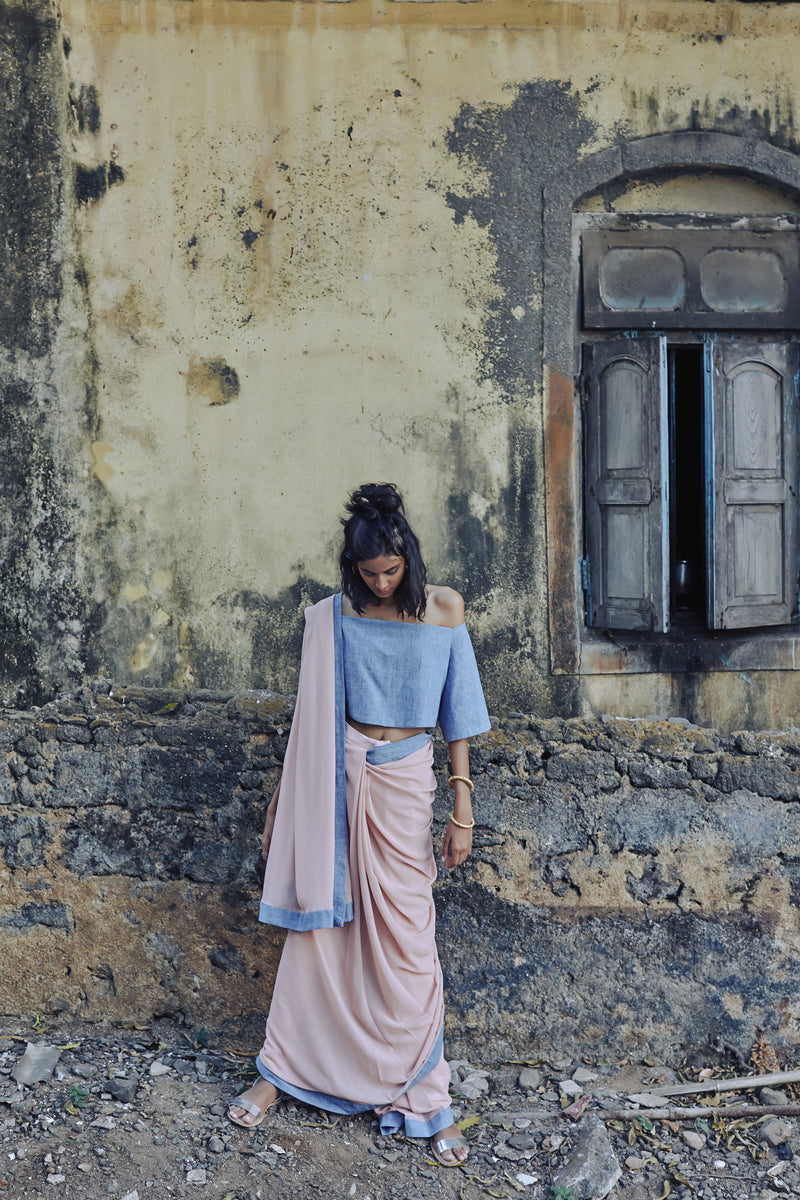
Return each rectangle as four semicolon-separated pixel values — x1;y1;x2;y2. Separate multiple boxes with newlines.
674;560;698;609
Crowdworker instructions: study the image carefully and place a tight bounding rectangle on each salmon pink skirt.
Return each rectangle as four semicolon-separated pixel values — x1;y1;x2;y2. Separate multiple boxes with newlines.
256;724;454;1136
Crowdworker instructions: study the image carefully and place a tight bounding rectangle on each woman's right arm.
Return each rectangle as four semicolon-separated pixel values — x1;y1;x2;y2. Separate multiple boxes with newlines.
261;779;281;861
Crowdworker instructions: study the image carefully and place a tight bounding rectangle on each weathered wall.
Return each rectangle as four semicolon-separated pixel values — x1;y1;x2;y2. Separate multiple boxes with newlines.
0;1;106;705
2;691;799;1061
2;1;799;729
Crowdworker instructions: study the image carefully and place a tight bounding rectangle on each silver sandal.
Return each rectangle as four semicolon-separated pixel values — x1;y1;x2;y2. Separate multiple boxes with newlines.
227;1089;280;1129
430;1133;468;1167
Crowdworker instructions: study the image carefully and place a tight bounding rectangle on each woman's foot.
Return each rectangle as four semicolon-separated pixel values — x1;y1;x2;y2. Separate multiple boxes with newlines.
430;1122;468;1166
228;1078;280;1128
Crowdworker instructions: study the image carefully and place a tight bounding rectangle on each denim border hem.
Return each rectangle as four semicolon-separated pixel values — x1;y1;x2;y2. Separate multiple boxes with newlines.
258;900;354;931
255;1023;450;1136
256;1059;454;1138
378;1105;454;1139
256;1059;372;1115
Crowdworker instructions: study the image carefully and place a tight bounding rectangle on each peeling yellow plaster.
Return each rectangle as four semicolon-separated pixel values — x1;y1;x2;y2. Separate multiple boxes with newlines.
151;570;174;592
89;440;115;483
120;583;148;602
59;2;800;40
577;172;800;215
65;9;509;602
170;621;198;690
130;634;157;672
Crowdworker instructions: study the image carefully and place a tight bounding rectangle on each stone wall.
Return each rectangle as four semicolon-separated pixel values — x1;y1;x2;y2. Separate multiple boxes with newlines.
1;689;799;1062
441;713;800;1062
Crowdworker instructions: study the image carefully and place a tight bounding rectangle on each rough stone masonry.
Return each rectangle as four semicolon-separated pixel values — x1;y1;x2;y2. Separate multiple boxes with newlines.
1;684;799;1062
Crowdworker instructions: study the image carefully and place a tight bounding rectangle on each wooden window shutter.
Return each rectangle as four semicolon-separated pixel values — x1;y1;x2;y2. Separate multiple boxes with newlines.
705;338;799;629
583;338;669;631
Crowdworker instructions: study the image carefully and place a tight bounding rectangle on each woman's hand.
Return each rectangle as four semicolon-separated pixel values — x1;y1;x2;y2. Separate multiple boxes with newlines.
261;784;280;861
442;819;472;870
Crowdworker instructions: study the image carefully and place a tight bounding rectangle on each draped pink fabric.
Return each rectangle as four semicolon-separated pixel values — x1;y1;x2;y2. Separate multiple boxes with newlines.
258;724;451;1124
259;595;351;928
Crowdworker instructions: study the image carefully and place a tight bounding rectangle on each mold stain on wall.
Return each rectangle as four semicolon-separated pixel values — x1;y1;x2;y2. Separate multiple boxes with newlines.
623;89;800;155
0;3;115;705
185;356;241;407
446;80;597;398
436;81;599;714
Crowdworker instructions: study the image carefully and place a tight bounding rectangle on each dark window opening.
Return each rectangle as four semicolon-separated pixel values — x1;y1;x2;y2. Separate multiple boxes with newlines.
669;346;705;623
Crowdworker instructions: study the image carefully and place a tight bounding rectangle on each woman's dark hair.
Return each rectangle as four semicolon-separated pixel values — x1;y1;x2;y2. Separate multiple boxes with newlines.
340;483;427;619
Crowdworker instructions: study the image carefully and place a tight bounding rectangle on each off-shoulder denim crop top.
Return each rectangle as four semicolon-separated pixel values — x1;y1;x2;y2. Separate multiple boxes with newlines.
341;614;491;743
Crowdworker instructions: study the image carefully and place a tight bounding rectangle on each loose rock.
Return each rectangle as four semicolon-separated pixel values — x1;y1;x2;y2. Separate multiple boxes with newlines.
628;1091;670;1108
106;1074;139;1104
459;1074;489;1099
12;1042;63;1085
760;1119;794;1147
558;1079;583;1099
551;1116;622;1200
494;1144;523;1161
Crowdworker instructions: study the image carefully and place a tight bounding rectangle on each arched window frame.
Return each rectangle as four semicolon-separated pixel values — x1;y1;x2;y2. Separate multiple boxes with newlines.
542;133;800;676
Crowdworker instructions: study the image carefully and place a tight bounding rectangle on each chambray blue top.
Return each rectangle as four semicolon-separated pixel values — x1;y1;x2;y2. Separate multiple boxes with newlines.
341;613;491;743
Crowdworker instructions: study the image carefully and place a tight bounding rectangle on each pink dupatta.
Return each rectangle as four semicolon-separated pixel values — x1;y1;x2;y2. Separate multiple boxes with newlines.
259;594;352;930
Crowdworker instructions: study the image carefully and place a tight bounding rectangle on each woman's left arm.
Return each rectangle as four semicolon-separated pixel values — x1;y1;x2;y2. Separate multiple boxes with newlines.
442;737;473;870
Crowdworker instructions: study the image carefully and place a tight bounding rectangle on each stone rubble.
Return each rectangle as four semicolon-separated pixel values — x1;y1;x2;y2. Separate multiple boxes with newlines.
0;1018;798;1199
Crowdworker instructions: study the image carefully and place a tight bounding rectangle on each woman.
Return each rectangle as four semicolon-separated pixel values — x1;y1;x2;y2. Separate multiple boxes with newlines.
228;483;490;1167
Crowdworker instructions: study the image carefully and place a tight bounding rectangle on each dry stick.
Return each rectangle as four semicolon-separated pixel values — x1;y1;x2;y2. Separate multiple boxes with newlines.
601;1102;800;1124
644;1068;800;1098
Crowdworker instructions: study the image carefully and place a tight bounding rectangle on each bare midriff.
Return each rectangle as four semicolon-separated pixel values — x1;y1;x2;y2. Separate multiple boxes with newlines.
346;717;426;743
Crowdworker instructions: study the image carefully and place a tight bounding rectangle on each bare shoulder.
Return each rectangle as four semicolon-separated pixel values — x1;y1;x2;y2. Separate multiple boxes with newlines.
425;585;465;628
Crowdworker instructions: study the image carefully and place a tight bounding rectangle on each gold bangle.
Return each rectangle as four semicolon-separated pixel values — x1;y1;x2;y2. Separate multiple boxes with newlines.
447;775;474;792
449;811;475;829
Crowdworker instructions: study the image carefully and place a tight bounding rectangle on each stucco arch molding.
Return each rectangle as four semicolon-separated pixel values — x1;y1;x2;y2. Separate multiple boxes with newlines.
543;131;800;372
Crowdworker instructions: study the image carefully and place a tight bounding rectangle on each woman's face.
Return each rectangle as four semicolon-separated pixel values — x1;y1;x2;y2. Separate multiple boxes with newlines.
357;553;406;602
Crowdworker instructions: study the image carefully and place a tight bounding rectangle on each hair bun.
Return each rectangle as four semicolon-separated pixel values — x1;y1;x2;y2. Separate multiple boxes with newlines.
346;482;404;521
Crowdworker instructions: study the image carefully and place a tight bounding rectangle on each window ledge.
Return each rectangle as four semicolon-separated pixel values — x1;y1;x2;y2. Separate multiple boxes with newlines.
578;626;800;675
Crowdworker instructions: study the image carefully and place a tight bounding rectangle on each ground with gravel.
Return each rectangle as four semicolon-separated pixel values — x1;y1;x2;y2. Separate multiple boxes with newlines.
1;1016;798;1200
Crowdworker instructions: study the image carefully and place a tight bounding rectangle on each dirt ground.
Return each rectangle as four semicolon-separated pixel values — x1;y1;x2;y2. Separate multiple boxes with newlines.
0;1015;796;1200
